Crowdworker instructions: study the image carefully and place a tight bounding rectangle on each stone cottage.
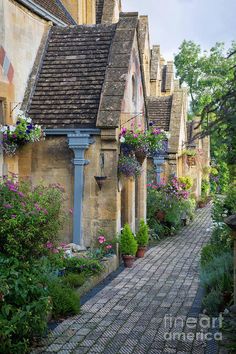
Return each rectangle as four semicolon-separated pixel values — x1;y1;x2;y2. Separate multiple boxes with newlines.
0;0;148;247
0;0;209;246
146;48;210;197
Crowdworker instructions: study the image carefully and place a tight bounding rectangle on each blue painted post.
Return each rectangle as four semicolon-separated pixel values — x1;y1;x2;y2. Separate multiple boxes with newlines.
68;133;93;246
153;156;165;184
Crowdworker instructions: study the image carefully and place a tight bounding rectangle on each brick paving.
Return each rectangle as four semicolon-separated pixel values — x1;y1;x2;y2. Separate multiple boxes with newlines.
32;205;214;354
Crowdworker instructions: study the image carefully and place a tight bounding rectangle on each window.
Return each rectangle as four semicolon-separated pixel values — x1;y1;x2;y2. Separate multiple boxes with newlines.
132;74;137;105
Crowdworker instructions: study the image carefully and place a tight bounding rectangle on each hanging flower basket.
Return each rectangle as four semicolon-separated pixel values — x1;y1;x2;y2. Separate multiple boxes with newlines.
0;111;43;155
187;156;196;167
118;154;141;179
119;123;169;159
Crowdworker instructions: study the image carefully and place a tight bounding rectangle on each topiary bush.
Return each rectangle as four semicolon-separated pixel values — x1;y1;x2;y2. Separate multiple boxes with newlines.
136;219;149;246
120;224;138;256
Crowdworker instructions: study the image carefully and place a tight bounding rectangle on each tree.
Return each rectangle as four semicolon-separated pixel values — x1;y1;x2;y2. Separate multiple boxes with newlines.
174;40;236;167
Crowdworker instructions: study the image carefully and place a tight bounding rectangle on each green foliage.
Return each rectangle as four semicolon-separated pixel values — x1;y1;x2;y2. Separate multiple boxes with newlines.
63;257;103;275
202;289;223;316
178;176;193;190
200;192;234;315
62;273;86;288
181;149;196;157
120;224;138;256
47;279;80;320
136;219;149;246
200;251;233;296
0;177;66;259
174;40;236;167
200;243;229;267
0;256;51;354
201;179;210;197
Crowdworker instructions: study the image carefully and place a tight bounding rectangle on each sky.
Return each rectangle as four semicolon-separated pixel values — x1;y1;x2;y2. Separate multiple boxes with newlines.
123;0;236;60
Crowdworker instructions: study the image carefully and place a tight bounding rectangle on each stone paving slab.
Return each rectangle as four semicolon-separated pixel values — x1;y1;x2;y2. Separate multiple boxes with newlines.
32;205;216;354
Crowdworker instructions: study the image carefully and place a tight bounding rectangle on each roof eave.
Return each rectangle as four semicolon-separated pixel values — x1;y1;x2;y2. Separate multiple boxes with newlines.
17;0;68;26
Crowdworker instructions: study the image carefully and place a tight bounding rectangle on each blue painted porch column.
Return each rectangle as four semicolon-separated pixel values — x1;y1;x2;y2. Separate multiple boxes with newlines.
153;155;165;184
68;133;93;246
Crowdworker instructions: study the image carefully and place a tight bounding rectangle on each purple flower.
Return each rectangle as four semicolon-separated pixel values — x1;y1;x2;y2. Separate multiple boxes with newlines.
11;215;17;219
18;192;25;198
3;204;12;209
149;121;154;126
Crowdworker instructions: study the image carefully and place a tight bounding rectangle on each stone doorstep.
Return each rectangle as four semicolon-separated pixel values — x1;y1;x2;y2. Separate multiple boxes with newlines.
76;255;120;299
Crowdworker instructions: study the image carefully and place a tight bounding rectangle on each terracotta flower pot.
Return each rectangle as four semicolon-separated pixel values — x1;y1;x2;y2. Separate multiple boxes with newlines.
156;210;166;222
122;255;135;268
136;246;147;258
198;201;206;208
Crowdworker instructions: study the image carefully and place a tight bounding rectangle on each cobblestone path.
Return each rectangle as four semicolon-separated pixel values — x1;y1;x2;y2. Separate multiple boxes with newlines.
33;206;213;354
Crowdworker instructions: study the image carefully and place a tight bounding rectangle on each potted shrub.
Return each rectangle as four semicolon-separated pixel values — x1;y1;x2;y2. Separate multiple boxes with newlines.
120;224;138;268
136;219;149;258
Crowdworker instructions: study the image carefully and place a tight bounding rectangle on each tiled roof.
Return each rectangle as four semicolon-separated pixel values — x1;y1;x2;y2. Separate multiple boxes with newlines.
96;0;104;23
147;96;173;131
28;25;116;128
17;0;76;25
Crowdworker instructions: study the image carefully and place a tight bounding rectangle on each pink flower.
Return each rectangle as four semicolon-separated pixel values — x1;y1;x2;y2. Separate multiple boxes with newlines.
98;236;106;244
34;203;41;211
52;248;59;254
106;244;112;250
133;134;138;138
69;208;73;215
60;242;67;248
46;241;53;249
153;128;161;135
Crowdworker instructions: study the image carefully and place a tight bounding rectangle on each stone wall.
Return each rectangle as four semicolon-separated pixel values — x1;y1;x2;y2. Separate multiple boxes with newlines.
61;0;96;24
0;0;49;176
18;137;74;243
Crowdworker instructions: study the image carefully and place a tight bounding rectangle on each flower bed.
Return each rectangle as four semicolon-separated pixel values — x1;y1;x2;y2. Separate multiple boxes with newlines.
200;185;236;315
0;177;117;354
147;176;196;239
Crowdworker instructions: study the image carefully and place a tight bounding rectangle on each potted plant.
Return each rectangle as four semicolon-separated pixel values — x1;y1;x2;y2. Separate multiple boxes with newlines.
120;224;138;268
156;210;166;222
136;219;149;258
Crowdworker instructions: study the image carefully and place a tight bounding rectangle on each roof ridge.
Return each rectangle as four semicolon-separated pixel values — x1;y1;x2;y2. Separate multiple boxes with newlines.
54;0;77;25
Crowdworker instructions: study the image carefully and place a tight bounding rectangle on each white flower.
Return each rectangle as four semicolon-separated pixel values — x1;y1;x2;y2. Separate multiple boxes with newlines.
9;125;16;132
0;126;7;133
18;110;24;117
120;137;125;143
165;132;171;140
26;117;32;123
